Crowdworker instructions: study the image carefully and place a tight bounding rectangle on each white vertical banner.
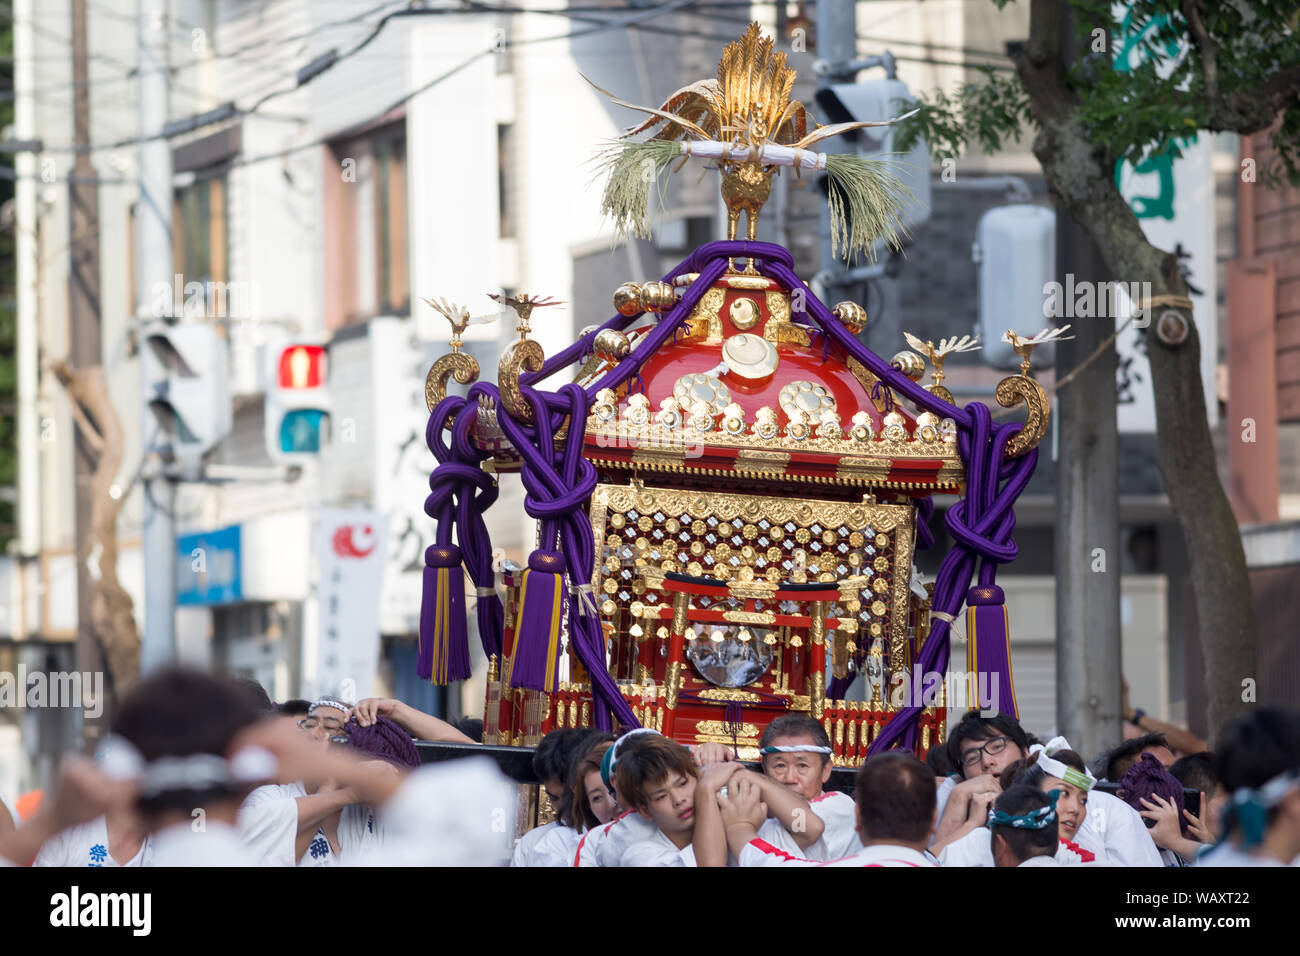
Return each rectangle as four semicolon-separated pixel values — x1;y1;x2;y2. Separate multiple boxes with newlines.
368;319;438;637
315;508;388;702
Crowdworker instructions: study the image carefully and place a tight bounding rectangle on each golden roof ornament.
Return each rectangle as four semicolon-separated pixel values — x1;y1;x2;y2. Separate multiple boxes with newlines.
488;291;562;341
1001;324;1074;377
423;295;492;417
423;296;498;354
903;331;982;403
588;21;920;265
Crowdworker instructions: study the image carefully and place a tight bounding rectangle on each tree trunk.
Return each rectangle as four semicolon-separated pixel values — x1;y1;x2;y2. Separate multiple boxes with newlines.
1012;0;1255;741
50;360;141;714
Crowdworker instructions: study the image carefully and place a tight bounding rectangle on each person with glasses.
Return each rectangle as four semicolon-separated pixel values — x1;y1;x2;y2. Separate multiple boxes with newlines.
296;699;351;743
238;697;369;866
930;711;1030;853
937;740;1102;866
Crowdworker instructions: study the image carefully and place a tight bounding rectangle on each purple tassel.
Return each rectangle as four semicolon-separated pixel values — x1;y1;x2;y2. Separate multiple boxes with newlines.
419;544;471;685
723;700;745;757
509;550;566;694
964;585;1017;718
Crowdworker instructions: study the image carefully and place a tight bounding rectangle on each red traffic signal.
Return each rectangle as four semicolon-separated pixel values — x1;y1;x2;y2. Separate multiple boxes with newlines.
278;344;326;389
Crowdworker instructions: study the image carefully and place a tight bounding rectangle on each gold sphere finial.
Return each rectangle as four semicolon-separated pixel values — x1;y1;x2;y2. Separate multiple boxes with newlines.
613;283;643;317
890;350;926;382
833;301;868;335
593;329;631;364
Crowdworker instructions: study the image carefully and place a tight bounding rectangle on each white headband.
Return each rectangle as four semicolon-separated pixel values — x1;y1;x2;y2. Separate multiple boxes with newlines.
760;745;833;755
96;734;277;797
309;698;352;715
601;728;662;788
1231;769;1299;809
1029;736;1096;792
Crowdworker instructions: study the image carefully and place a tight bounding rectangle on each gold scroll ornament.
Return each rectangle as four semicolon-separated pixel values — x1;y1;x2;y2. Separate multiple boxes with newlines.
995;375;1050;457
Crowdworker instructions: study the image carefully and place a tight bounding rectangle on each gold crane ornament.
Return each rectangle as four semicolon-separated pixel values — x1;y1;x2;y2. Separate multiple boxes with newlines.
903;331;982;403
1001;324;1073;378
489;291;563;341
992;325;1071;458
491;292;563;424
423;296;496;418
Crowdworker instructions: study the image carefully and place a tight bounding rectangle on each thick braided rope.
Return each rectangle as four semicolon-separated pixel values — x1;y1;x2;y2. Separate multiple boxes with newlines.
425;394;503;658
491;384;638;730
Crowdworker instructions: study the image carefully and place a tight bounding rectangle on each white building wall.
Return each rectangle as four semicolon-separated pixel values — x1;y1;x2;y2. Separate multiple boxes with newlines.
995;575;1170;738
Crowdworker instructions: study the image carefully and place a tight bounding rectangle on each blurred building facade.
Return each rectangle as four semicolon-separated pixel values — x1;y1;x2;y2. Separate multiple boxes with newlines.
2;0;1276;792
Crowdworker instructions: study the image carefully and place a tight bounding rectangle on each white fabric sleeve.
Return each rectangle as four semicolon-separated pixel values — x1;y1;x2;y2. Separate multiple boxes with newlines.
937;827;994;867
236;797;300;867
933;776;957;826
620;838;689;867
757;816;825;859
595;812;657;867
373;757;515;867
812;791;864;858
530;824;581;867
574;826;602;867
1093;792;1164;867
32;828;74;867
509;822;553;867
737;837;821;867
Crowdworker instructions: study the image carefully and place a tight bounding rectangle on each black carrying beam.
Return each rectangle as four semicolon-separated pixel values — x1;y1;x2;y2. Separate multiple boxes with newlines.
413;740;862;793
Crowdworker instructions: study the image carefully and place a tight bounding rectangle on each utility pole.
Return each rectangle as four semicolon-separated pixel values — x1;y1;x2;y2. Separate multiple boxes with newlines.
138;0;177;672
68;0;105;741
814;0;856;312
1054;7;1121;754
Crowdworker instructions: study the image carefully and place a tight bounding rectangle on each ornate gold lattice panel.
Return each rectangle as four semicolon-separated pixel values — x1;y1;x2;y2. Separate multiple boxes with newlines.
589;483;916;673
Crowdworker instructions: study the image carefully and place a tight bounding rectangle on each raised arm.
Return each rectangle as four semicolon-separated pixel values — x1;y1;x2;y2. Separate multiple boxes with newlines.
353;698;475;744
930;775;998;855
0;757;133;866
692;761;742;867
736;768;824;849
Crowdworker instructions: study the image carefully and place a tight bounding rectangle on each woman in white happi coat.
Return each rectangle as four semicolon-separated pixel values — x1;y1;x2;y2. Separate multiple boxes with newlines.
510;728;606;867
939;737;1106;865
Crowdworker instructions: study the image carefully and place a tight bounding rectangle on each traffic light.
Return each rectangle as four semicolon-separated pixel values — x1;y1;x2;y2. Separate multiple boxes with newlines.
814;77;932;236
265;341;331;461
973;205;1057;369
140;321;232;475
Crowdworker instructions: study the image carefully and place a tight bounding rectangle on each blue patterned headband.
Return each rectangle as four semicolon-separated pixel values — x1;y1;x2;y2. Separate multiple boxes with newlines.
989;789;1060;830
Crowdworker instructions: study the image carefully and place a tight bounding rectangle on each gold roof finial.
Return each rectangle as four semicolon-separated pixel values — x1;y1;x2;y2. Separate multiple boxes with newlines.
588;21;919;264
903;332;982;387
423;297;472;353
1001;325;1073;377
488;292;562;341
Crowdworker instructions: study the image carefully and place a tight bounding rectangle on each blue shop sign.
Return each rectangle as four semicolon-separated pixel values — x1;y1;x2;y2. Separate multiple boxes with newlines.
176;525;243;605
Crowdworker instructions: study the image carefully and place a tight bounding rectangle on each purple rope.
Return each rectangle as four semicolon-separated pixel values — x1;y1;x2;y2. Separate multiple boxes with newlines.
491;384;639;731
425;395;504;658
